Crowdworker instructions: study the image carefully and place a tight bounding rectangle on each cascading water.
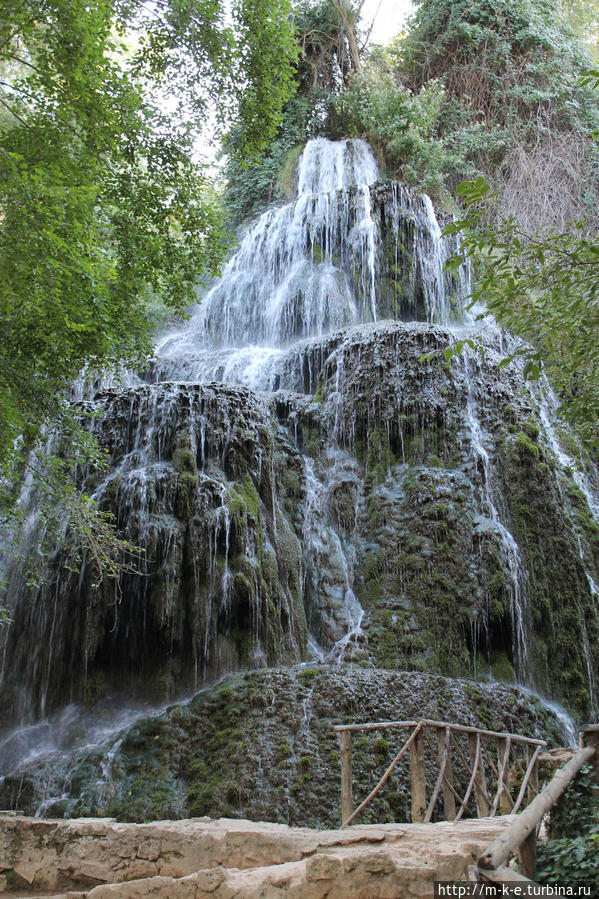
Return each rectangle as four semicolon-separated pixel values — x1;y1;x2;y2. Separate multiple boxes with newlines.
536;382;599;718
301;456;364;663
154;137;467;389
462;349;529;681
147;136;468;663
1;138;598;821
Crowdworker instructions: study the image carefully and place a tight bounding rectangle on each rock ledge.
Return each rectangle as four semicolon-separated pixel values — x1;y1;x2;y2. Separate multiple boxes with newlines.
0;814;515;898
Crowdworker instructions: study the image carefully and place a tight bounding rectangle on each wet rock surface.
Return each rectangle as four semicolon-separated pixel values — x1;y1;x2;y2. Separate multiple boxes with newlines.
0;668;565;824
0;139;597;830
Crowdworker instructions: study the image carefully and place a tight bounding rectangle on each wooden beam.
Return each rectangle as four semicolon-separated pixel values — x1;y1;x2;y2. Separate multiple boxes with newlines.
512;745;542;814
501;737;514;815
341;723;423;828
468;732;490;817
410;727;427;823
422;729;467;812
424;728;449;822
340;730;353;827
334;719;546;746
455;733;483;822
438;726;456;820
334;720;418;733
479;745;596;871
490;736;512;816
527;743;540;805
580;725;599;792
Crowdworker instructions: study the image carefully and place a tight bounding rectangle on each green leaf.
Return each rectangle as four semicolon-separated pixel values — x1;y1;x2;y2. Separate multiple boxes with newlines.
444;255;464;272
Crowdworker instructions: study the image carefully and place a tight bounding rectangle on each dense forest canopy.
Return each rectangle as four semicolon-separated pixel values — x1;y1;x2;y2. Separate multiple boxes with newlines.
0;0;297;573
0;0;297;449
1;0;599;579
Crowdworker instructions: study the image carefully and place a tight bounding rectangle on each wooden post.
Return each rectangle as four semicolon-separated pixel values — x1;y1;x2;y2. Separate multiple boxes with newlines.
410;727;426;822
497;737;512;815
526;744;539;805
580;725;599;794
479;745;595;871
518;828;537;879
469;732;491;817
340;730;353;825
437;727;456;820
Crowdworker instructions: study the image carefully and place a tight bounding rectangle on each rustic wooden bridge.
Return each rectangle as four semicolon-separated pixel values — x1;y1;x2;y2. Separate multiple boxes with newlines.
335;718;599;883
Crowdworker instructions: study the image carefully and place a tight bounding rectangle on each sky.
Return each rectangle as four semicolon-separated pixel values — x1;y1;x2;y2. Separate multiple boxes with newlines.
361;0;414;45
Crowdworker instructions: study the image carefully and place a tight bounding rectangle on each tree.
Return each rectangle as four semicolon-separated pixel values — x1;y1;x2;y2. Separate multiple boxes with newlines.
561;0;599;53
0;0;297;587
398;0;599;230
445;175;599;450
223;0;367;227
333;45;451;199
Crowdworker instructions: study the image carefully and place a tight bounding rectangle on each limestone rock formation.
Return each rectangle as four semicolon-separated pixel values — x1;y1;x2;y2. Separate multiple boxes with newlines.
0;814;516;898
1;138;597;828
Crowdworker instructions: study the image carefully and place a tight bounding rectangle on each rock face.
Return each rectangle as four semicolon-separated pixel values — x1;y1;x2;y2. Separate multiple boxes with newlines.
0;669;567;824
0;814;517;898
0;138;598;827
0;383;308;721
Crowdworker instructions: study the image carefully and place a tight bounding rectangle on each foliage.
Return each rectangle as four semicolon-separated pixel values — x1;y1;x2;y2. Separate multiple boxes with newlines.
371;0;599;228
223;94;315;227
536;764;599;886
333;47;452;198
537;832;599;886
295;0;363;93
223;0;365;227
445;176;599;448
0;404;144;599
224;0;599;228
403;0;595;132
0;0;297;592
546;764;599;838
562;0;599;54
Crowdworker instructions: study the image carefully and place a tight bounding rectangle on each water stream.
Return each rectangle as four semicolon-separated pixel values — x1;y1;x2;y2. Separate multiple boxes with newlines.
462;349;529;681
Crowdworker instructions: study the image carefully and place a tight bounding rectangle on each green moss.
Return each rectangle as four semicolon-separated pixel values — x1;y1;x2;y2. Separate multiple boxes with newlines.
276;143;304;200
500;431;598;717
276;738;292;759
298;668;319;684
173;432;197;475
313;380;326;402
373;736;389;755
101;474;121;508
489;652;516;683
175;470;198;519
4;870;32;890
229;477;260;522
515;431;541;459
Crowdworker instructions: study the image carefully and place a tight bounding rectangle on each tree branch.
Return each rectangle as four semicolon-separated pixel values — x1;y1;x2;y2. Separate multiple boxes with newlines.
0;96;31;128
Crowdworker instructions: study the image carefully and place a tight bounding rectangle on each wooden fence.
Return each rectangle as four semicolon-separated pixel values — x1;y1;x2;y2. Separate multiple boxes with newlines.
335;718;546;828
334;719;599;881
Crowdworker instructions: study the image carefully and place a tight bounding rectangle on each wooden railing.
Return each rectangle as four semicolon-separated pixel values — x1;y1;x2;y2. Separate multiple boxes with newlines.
335;719;599;882
477;724;599;882
335;718;546;828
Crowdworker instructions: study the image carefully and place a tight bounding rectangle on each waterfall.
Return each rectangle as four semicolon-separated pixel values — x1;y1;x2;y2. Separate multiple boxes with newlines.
301;456;364;662
154;137;468;388
2;137;598;819
462;349;529;681
537;382;599;718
